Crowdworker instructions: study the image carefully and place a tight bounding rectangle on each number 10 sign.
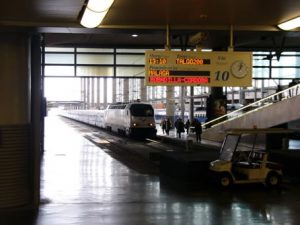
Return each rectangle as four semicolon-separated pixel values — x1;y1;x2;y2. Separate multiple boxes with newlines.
145;50;252;87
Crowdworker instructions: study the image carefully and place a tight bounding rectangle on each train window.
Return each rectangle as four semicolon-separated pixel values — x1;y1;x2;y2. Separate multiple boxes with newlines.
130;104;154;117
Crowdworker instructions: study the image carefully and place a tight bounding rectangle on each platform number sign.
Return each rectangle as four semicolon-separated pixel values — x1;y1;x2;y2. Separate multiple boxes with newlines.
145;50;252;87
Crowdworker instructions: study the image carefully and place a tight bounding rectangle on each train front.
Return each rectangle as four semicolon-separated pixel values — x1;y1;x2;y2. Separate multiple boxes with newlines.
127;103;157;138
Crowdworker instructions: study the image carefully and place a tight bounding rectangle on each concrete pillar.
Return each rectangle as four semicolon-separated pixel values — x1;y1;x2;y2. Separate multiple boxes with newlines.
189;87;194;122
81;78;85;109
86;78;90;109
180;86;185;120
206;87;226;122
112;78;116;103
83;78;87;109
261;80;265;99
0;33;41;211
254;80;257;102
166;86;175;124
123;78;129;102
96;78;100;109
91;78;95;108
239;87;246;105
152;86;156;100
103;78;108;108
140;79;147;102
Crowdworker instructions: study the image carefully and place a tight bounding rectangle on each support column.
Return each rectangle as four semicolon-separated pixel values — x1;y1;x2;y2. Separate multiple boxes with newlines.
103;78;108;108
140;79;147;102
254;80;257;102
152;86;156;100
83;78;87;109
166;86;175;125
239;87;247;105
81;78;84;109
189;87;194;122
112;78;116;103
180;86;185;120
261;79;265;99
123;78;129;102
0;33;41;211
91;78;95;108
206;87;227;122
87;78;90;109
96;78;100;109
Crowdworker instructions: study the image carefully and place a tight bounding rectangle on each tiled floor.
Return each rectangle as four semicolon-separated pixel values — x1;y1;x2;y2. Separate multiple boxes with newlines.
28;116;300;224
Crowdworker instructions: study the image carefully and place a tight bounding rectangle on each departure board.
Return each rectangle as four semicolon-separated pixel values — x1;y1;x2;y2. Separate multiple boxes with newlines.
145;50;252;87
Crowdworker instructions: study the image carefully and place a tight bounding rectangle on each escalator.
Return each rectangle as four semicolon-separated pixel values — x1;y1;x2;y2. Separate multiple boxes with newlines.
202;83;300;142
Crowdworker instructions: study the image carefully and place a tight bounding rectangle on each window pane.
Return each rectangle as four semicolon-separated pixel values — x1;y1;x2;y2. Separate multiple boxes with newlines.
116;54;145;65
116;67;145;77
272;56;297;67
45;66;74;76
272;68;300;78
45;54;74;64
116;49;147;53
77;48;114;53
253;56;269;66
44;77;80;101
77;54;114;64
253;67;269;78
77;66;114;77
45;47;74;52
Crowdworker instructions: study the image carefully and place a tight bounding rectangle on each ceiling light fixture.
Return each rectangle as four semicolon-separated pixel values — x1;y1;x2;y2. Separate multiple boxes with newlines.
80;0;114;28
278;16;300;30
131;34;138;38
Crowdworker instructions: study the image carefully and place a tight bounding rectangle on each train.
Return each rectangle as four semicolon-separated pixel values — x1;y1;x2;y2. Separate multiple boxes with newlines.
61;102;157;139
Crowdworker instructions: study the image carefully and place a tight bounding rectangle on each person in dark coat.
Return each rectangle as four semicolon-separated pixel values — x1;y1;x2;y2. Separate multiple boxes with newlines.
160;118;167;134
193;119;202;143
175;118;185;138
185;119;191;134
165;118;172;135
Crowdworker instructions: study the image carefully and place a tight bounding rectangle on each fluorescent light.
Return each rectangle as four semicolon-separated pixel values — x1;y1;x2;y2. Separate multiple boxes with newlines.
80;8;108;28
278;16;300;30
80;0;114;28
88;0;114;12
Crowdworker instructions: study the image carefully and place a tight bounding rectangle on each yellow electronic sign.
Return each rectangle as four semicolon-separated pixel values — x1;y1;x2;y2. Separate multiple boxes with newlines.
145;50;252;87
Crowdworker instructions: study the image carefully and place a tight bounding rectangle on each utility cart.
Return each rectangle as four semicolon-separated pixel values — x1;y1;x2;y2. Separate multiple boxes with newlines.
209;128;291;188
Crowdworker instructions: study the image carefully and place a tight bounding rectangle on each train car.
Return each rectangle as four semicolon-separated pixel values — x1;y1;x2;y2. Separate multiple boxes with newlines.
104;102;157;138
61;102;157;139
61;109;105;127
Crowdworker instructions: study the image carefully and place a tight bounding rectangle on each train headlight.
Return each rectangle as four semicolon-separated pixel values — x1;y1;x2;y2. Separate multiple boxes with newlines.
133;123;137;127
149;123;153;127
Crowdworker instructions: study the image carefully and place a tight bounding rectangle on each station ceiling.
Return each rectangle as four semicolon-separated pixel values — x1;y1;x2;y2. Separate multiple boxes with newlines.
1;0;300;51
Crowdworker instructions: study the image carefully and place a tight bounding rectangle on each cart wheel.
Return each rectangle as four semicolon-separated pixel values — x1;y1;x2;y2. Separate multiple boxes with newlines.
219;173;233;188
265;172;281;188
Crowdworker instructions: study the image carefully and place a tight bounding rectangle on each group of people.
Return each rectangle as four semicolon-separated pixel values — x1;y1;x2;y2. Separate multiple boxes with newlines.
160;117;202;142
160;118;172;135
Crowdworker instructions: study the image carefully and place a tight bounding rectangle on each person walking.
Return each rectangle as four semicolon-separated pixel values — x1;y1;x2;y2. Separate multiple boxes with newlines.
165;118;172;136
160;118;167;134
193;119;202;143
175;118;185;138
185;119;191;135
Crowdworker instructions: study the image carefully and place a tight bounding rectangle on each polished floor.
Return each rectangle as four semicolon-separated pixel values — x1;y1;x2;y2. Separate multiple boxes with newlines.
30;116;300;224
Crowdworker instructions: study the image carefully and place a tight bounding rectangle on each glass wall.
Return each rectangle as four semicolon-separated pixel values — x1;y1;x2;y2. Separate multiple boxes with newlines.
43;47;300;108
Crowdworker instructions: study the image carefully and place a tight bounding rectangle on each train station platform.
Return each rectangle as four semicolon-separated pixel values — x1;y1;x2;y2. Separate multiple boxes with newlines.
3;115;300;225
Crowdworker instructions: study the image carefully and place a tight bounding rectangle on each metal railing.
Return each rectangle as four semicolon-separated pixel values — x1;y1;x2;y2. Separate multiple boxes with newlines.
202;83;300;129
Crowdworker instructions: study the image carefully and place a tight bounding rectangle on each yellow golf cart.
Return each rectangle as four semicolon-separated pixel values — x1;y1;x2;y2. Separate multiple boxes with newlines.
210;128;290;188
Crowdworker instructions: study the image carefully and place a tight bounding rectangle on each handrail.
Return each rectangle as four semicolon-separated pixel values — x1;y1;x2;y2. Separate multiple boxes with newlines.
202;83;300;129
